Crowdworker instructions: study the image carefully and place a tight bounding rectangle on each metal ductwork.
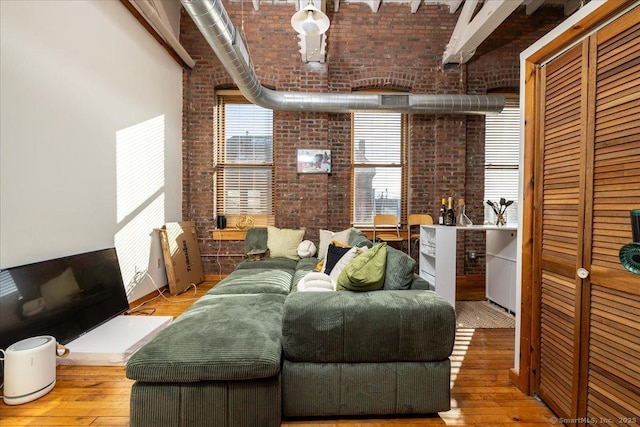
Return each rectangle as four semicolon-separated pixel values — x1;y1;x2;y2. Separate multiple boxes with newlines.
180;0;505;115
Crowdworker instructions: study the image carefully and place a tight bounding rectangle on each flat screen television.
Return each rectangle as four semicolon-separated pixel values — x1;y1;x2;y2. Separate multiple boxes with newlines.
0;248;129;351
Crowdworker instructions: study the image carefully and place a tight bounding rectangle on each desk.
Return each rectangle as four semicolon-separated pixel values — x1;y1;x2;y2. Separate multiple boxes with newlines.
419;225;517;311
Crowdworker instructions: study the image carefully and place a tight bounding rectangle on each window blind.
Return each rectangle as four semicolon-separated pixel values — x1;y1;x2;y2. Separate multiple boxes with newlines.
352;112;407;226
215;93;274;225
484;96;520;224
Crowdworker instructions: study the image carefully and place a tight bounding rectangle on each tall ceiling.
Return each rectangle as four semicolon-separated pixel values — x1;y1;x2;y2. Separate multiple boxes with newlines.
277;0;586;64
127;0;587;68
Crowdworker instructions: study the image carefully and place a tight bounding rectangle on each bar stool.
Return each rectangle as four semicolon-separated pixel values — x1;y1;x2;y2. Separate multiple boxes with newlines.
407;214;433;256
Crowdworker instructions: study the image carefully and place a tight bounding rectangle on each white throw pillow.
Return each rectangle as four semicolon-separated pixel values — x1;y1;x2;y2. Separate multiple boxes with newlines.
267;226;305;259
318;228;351;260
297;240;317;258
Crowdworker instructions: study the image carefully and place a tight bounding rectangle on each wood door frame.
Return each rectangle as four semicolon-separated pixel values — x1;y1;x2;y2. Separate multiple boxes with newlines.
513;0;637;396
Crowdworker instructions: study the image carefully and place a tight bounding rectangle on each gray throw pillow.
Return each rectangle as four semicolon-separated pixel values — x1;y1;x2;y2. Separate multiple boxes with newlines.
383;246;416;290
348;228;373;248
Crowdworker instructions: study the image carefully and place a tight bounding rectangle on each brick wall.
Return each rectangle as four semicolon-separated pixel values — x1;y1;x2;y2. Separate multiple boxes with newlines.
180;3;564;275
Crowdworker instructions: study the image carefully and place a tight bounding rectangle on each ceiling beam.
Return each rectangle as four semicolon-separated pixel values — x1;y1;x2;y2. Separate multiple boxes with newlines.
410;0;421;13
442;0;524;66
123;0;194;68
442;0;480;64
524;0;545;15
448;0;464;14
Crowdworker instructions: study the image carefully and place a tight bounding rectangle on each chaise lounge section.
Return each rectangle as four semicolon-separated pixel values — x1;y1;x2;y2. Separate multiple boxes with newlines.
126;228;456;426
282;289;455;417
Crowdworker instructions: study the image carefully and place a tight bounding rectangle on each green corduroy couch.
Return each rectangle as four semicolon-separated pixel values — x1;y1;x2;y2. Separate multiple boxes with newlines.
126;228;456;426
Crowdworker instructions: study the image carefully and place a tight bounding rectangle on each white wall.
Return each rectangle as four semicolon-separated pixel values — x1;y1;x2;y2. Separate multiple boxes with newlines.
0;0;184;302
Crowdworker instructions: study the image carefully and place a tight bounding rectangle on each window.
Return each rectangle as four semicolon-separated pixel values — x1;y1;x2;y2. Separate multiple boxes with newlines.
484;95;520;224
215;91;274;226
352;112;408;227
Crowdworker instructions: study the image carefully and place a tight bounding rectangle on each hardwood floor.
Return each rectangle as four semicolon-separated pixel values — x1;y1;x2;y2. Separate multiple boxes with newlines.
0;282;557;426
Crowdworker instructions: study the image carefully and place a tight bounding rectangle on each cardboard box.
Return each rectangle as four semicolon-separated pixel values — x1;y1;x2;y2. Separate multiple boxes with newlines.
159;222;205;295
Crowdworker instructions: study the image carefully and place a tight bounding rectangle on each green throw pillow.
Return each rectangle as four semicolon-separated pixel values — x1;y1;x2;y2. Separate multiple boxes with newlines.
336;243;387;292
383;246;416;290
267;226;305;259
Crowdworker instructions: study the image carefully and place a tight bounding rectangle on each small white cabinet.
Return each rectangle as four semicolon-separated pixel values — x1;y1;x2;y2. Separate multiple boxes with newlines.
486;229;517;312
419;225;517;310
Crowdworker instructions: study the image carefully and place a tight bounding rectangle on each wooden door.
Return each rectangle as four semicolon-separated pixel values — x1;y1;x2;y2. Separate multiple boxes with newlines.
534;8;640;423
534;41;589;420
580;13;640;422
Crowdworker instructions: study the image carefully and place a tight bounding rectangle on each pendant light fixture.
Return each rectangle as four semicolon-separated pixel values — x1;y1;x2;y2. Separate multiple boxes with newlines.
291;1;330;35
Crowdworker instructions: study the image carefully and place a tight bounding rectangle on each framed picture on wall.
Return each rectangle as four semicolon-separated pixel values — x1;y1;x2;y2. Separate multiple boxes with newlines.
297;149;331;174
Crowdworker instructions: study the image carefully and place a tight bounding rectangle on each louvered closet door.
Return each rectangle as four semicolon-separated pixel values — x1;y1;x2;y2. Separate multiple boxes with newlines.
583;13;640;422
536;42;588;420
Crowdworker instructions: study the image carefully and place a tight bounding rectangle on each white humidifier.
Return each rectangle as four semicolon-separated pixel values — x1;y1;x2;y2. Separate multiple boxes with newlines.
2;336;57;405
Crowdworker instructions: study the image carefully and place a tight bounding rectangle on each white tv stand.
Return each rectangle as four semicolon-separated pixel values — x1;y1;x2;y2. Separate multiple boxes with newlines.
58;315;172;366
419;225;517;311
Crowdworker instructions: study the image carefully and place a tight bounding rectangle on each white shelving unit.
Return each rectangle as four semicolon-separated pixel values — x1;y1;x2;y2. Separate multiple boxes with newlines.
419;225;456;306
419;225;517;310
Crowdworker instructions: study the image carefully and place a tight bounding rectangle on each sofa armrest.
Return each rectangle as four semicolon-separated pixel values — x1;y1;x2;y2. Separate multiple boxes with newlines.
282;290;455;363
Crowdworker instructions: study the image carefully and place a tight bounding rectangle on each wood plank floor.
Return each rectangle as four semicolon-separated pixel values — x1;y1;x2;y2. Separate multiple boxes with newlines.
0;281;557;426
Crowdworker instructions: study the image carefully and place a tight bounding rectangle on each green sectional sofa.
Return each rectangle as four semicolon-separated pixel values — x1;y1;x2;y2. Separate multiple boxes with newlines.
126;228;456;426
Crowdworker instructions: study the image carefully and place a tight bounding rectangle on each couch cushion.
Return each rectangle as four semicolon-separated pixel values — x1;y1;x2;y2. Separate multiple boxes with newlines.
291;258;319;292
282;360;451;417
383;246;416;290
295;257;319;272
126;293;285;382
131;376;281;427
207;268;293;295
282;290;455;363
236;257;298;271
267;226;305;259
336;243;387;292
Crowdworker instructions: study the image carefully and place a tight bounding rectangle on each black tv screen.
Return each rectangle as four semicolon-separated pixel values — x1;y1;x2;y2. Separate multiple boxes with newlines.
0;248;129;351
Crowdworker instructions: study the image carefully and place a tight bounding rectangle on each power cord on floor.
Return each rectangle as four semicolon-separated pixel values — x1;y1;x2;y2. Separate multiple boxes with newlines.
127;272;200;316
216;233;222;278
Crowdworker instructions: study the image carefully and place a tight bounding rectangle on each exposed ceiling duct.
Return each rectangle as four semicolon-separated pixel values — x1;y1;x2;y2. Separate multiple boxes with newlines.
180;0;505;115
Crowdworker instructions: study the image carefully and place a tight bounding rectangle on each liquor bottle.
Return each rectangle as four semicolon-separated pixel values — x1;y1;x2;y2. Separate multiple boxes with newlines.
445;197;455;226
439;198;446;225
